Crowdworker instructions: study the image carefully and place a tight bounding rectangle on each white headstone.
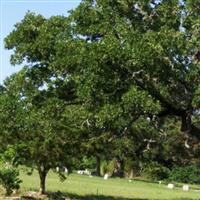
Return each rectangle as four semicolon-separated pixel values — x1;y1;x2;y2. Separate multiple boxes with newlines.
104;173;108;180
77;170;84;174
183;185;189;191
64;167;68;173
167;183;174;189
84;169;91;175
56;167;59;172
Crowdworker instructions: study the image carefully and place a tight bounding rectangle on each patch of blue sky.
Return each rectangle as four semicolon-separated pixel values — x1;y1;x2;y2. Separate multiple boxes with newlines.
0;0;81;84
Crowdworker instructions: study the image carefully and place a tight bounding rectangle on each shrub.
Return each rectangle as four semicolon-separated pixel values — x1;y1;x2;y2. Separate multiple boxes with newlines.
79;156;96;170
107;159;116;176
169;165;200;184
100;160;108;176
124;159;141;178
143;162;170;181
100;160;116;176
0;164;22;195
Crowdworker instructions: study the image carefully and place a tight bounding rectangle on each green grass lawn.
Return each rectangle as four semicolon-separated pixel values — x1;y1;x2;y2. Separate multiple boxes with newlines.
1;170;200;199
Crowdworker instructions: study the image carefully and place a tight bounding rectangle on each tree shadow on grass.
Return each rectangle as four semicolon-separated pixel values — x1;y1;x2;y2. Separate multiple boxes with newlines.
48;192;147;200
47;192;198;200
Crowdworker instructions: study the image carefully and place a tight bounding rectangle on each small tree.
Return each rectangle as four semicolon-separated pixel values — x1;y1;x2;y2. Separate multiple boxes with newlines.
0;72;81;194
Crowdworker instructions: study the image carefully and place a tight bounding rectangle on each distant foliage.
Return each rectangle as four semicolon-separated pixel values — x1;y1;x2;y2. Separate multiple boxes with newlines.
143;162;170;181
100;160;116;176
168;166;200;184
124;159;141;178
100;160;109;176
77;156;96;170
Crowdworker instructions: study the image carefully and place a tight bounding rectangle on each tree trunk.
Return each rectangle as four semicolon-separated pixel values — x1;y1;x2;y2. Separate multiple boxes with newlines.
129;169;134;179
181;110;200;139
38;164;48;194
119;159;125;178
181;110;192;133
96;155;101;176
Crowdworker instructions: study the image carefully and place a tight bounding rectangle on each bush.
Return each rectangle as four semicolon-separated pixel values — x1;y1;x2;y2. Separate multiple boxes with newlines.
100;160;108;176
143;162;170;181
0;165;22;195
124;159;141;178
79;156;96;170
100;160;116;176
169;165;200;184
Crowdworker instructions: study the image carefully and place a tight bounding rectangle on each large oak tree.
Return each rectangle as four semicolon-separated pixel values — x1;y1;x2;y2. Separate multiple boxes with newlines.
3;1;200;189
5;1;200;139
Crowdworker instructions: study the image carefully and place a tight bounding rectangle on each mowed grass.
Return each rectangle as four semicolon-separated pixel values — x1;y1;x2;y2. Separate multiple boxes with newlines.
15;170;200;200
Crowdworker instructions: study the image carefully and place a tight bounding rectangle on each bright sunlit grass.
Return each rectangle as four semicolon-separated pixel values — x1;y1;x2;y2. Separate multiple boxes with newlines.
15;170;200;200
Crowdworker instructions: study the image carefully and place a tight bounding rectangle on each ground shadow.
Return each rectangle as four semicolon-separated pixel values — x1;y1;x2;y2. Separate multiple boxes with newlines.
46;192;199;200
47;192;147;200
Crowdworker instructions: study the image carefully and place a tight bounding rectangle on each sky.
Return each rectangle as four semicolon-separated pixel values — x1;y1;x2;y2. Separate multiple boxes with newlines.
0;0;81;84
